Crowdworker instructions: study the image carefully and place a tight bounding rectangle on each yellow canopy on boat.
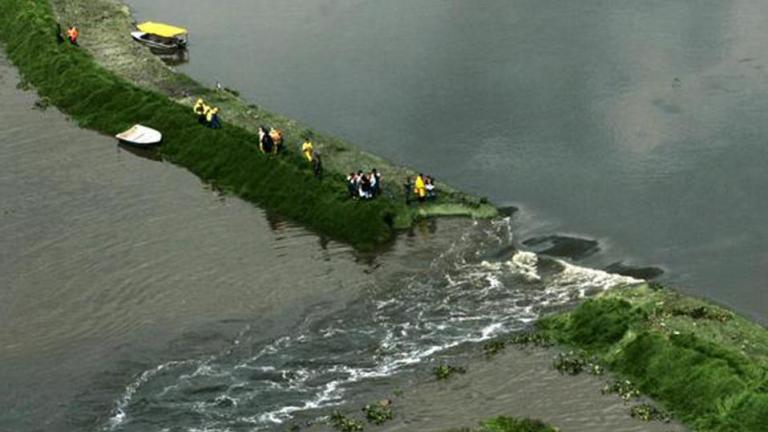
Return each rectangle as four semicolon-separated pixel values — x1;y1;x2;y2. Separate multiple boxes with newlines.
137;21;187;38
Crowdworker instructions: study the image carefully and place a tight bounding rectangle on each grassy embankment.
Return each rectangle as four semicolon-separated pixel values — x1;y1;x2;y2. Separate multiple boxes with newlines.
536;283;768;431
447;416;558;432
24;0;496;244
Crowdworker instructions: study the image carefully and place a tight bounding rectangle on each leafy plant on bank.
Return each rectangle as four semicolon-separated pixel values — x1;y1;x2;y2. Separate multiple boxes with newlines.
329;410;364;432
433;364;467;380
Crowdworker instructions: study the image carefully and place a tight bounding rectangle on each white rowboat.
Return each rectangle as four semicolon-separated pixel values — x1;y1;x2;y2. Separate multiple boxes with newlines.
115;124;162;146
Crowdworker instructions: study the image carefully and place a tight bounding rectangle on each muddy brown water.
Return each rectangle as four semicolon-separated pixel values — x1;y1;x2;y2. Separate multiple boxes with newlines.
376;349;685;432
0;50;689;431
0;53;380;430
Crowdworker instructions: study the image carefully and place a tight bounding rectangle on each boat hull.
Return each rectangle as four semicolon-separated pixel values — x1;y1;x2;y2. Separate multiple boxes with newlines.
115;124;163;147
131;31;186;51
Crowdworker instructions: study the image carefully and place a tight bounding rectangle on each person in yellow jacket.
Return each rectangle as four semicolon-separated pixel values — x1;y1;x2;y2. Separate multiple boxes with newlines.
414;174;427;202
209;107;221;129
194;98;207;124
301;138;314;163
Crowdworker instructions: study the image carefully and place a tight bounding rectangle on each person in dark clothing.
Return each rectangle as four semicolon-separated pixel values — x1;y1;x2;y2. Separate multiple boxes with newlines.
258;126;274;154
403;176;413;205
360;174;372;200
312;152;323;179
209;107;222;129
371;168;381;197
347;173;358;198
426;176;437;200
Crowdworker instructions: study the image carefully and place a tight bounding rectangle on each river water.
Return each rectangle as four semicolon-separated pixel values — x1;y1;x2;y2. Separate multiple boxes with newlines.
124;0;768;323
0;49;686;431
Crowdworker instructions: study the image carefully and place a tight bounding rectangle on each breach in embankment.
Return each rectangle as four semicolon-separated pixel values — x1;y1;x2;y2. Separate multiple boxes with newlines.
0;0;496;250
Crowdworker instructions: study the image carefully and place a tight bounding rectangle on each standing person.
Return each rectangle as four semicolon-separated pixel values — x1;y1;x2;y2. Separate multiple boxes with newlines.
269;128;283;154
371;168;381;197
311;152;323;179
369;171;377;198
414;173;427;202
67;26;79;45
302;138;314;163
426;176;436;200
347;172;357;198
204;105;215;127
360;173;372;200
258;126;274;154
355;170;365;199
403;176;413;205
209;107;221;129
193;98;207;124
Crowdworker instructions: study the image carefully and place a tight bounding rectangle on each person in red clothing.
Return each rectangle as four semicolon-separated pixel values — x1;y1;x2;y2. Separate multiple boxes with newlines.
67;26;79;45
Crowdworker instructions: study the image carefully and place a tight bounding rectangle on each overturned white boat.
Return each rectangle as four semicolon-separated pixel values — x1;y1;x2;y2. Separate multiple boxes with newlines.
115;124;162;146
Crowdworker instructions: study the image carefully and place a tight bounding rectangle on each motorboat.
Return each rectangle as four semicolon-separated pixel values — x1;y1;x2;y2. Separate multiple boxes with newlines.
131;21;188;51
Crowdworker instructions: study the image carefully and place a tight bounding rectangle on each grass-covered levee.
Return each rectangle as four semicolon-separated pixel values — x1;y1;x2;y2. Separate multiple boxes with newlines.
0;0;414;249
537;284;768;431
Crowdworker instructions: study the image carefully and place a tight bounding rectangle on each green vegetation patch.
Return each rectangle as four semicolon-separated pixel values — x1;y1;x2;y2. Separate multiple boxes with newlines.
537;283;768;431
629;403;672;423
478;417;558;432
447;416;559;432
329;411;365;432
361;400;394;425
47;0;498;245
483;339;507;357
601;379;641;402
552;351;604;376
0;0;409;249
433;364;467;380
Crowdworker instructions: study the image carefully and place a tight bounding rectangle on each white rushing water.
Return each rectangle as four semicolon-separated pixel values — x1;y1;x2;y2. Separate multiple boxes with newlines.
106;218;641;432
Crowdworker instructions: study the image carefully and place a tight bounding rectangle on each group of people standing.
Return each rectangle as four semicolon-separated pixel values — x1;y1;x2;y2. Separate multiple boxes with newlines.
347;169;382;200
193;98;221;129
257;126;284;154
194;99;320;176
406;174;437;203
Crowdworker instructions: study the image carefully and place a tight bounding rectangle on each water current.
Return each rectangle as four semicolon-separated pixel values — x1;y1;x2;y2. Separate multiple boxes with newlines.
105;219;643;431
125;0;768;323
8;0;766;429
0;54;677;430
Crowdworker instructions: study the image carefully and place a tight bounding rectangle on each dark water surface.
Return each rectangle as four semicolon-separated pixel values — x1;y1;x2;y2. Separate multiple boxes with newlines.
0;51;680;430
126;0;768;322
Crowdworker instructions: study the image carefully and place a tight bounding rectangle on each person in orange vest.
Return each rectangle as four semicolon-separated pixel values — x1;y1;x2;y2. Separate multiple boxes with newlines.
269;128;283;154
67;26;79;45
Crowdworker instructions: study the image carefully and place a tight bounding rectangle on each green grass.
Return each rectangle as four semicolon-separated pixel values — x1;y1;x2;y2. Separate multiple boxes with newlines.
1;0;402;249
447;416;559;432
479;417;558;432
537;284;768;431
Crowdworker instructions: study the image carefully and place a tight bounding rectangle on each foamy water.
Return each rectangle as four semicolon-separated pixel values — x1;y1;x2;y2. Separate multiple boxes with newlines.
106;218;641;432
